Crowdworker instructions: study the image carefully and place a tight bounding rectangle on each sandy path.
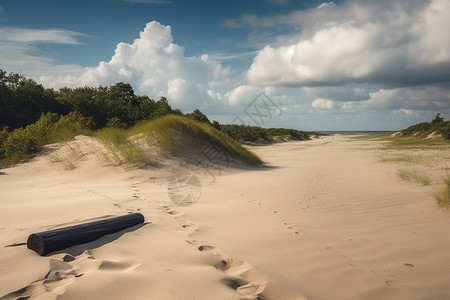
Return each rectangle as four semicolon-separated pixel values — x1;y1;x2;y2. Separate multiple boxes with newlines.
183;136;450;299
1;135;449;299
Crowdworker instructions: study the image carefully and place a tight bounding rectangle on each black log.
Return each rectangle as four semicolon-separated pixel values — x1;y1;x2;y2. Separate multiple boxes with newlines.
27;213;145;256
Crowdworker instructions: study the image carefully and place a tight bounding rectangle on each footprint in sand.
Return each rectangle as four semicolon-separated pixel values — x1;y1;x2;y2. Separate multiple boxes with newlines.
184;241;303;299
182;223;200;231
162;205;184;219
1;256;81;299
0;249;140;300
282;222;303;236
196;244;267;298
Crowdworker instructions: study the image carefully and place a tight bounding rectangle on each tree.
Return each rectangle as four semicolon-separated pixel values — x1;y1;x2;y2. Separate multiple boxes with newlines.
431;113;444;124
153;97;173;118
0;69;64;129
108;82;135;102
212;120;221;130
185;109;211;124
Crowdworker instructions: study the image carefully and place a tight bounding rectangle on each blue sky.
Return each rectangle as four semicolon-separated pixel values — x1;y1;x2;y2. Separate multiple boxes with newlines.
1;0;449;131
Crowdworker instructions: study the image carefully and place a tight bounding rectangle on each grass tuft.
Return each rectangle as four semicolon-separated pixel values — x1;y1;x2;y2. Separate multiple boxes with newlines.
379;153;436;167
397;168;432;186
434;174;450;208
95;128;150;167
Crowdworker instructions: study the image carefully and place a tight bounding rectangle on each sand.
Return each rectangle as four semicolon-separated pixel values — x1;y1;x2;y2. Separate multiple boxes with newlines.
1;135;450;299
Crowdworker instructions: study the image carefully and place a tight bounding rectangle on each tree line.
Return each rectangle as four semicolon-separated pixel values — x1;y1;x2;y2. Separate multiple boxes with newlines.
1;69;179;130
0;69;318;167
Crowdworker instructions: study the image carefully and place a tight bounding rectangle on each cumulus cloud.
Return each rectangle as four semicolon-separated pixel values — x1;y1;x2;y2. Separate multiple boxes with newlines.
245;0;450;88
41;21;230;111
303;86;370;102
360;87;450;111
312;98;334;109
226;85;262;106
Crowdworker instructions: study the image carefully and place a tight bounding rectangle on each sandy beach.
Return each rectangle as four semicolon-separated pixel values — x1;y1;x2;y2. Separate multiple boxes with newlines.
1;135;450;300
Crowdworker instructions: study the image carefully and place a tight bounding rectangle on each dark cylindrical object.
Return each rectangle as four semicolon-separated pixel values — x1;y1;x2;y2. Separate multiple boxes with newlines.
27;213;145;256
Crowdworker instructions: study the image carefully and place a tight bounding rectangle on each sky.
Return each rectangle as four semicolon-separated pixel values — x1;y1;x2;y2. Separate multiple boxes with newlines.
1;0;449;131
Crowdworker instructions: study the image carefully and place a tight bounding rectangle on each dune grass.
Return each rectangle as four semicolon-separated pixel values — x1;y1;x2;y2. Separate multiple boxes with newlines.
355;134;450;208
397;168;432;186
49;143;83;170
434;174;450;208
95;127;151;167
95;115;263;167
379;153;437;167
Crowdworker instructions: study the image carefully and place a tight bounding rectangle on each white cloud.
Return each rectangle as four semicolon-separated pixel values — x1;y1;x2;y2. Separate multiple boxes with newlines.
0;27;86;77
0;41;84;76
226;85;262;106
312;98;334;109
414;0;450;64
0;26;86;44
303;85;370;102
318;2;334;9
40;21;230;111
360;87;450;111
245;0;450;88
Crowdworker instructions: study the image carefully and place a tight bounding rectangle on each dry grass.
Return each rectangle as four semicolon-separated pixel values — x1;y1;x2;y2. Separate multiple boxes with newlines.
354;134;450;208
95;128;150;167
397;168;432;186
434;174;450;208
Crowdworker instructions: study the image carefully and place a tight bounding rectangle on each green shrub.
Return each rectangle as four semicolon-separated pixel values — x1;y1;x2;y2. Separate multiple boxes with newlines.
0;111;94;168
2;127;40;163
50;111;94;142
438;123;450;140
0;129;9;160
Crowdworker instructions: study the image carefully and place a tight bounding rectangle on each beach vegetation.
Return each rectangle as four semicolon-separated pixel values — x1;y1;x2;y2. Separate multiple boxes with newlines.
356;119;449;209
219;124;317;143
0;68;318;169
95;115;263;167
434;174;450;208
398;113;450;140
0;112;93;167
397;168;432;186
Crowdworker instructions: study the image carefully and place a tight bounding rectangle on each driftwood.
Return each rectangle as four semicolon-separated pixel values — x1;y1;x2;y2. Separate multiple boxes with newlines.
27;213;145;256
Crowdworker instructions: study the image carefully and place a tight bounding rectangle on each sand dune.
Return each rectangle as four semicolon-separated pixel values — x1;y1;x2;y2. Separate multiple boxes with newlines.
1;135;449;299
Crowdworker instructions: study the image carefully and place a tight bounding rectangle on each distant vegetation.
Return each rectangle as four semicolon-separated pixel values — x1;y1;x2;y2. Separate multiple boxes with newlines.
359;116;450;209
0;69;316;168
95;115;263;167
398;113;450;139
219;125;315;144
